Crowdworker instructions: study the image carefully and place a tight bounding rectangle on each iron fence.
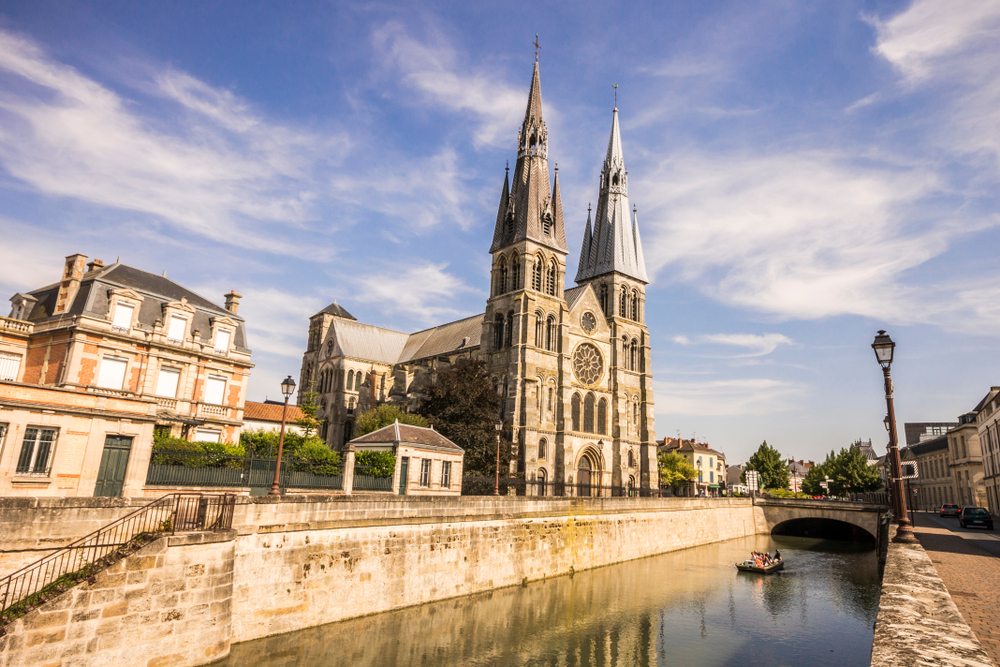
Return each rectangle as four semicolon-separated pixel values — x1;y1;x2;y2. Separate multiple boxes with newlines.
461;476;652;498
0;493;235;630
146;450;342;491
353;463;393;492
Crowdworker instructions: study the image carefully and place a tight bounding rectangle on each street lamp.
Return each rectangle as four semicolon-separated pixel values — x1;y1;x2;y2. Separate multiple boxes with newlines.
269;376;296;496
872;330;916;543
792;468;799;499
494;418;503;496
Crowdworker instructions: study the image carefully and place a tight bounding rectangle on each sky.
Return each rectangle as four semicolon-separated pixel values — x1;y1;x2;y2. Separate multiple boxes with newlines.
0;0;998;466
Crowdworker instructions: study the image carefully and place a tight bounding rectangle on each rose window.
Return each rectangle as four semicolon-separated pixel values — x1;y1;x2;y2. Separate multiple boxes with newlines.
573;343;603;385
581;312;597;334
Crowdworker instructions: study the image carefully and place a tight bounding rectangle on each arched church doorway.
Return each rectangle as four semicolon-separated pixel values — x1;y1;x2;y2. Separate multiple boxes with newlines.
576;449;602;497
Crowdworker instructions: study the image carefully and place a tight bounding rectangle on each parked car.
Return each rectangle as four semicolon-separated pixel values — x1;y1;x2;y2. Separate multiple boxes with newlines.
940;503;961;517
959;507;994;530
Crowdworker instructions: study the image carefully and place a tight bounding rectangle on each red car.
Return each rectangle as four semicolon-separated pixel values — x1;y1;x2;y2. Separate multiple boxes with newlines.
940;503;960;517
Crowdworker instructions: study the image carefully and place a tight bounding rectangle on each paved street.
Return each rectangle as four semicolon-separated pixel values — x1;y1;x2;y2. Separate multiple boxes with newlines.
912;511;1000;666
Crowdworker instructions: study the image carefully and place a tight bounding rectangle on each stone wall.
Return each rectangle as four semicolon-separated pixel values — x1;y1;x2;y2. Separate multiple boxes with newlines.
0;530;235;667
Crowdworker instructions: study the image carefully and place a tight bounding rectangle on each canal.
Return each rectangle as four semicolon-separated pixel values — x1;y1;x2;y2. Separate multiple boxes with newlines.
217;532;880;667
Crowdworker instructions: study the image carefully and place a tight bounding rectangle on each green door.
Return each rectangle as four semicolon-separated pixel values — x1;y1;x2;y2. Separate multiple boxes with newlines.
94;435;133;497
398;457;409;495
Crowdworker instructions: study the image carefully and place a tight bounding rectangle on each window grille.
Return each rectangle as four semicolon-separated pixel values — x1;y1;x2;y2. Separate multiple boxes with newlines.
17;427;56;475
620;287;628;318
532;257;543;291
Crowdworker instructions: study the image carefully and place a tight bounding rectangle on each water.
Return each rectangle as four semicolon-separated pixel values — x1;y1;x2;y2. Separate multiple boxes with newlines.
217;534;880;667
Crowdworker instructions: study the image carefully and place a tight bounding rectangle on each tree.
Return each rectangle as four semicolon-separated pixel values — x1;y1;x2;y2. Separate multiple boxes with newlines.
827;446;883;495
801;463;828;496
418;358;512;477
743;441;790;491
355;404;428;437
658;452;698;493
294;385;322;438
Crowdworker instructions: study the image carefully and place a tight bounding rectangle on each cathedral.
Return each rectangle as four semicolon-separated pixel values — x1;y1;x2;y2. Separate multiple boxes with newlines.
298;59;657;493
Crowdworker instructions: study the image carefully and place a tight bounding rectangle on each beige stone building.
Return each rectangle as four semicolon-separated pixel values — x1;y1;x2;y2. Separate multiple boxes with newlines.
350;421;464;496
907;436;952;510
976;388;1000;514
1;254;253;496
948;411;986;508
659;439;725;496
298;61;658;495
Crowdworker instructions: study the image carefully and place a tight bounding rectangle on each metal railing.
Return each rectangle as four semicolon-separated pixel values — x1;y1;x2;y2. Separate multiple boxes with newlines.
461;476;652;498
0;493;235;630
353;463;393;492
146;450;343;491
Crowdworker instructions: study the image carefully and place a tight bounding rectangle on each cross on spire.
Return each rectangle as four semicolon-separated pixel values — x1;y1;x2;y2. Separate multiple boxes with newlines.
613;84;618;110
533;33;541;61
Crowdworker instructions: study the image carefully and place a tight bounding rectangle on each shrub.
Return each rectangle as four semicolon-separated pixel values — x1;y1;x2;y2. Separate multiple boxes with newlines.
355;450;396;478
292;439;342;476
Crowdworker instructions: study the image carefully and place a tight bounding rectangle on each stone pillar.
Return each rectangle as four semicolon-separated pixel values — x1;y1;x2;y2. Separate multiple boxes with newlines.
343;446;355;495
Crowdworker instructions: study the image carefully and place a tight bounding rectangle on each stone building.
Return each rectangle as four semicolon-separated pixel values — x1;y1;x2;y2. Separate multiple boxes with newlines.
907;435;952;511
1;255;253;496
948;411;985;508
298;60;658;493
974;388;1000;514
659;439;724;496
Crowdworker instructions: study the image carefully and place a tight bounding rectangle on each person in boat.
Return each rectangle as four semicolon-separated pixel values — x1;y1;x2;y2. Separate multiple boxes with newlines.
774;549;782;561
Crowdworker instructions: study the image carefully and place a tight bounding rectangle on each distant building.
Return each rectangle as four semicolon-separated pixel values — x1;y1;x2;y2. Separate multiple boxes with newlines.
659;438;725;496
727;464;744;487
786;459;812;494
851;439;879;462
949;411;985;508
349;421;464;496
242;400;305;435
907;435;950;510
975;388;1000;514
904;422;958;446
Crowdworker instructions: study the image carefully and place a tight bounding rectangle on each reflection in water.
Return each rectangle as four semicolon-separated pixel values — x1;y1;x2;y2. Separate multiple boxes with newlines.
218;534;879;667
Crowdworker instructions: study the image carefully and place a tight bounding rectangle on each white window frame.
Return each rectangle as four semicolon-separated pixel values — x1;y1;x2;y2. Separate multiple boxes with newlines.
194;428;221;443
167;315;187;343
419;459;432;487
441;461;451;488
0;352;22;382
204;375;226;405
17;426;57;475
111;302;135;332
95;356;129;390
214;329;231;354
155;366;181;398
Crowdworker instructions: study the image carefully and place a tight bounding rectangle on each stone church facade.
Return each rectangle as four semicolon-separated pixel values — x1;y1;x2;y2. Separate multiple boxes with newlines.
299;60;657;493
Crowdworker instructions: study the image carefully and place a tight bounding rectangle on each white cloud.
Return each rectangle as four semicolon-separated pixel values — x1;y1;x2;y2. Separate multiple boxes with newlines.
655;377;803;417
701;333;792;357
354;263;480;326
0;28;345;256
372;22;528;148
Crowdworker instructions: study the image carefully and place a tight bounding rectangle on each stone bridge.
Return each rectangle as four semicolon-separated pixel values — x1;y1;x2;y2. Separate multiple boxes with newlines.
756;498;890;543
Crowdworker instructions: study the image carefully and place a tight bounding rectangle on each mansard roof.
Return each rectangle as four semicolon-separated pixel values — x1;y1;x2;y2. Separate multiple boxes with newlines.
489;61;568;255
575;107;649;284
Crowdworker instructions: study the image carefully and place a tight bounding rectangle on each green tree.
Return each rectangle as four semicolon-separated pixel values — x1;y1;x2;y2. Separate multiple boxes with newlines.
827;446;883;495
355;404;428;436
355;450;396;478
801;463;828;496
418;358;512;477
658;452;698;493
743;441;790;491
294;384;322;438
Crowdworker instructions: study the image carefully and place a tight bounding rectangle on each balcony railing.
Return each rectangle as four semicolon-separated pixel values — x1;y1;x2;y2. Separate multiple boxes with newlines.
155;397;178;410
0;316;32;334
199;404;227;416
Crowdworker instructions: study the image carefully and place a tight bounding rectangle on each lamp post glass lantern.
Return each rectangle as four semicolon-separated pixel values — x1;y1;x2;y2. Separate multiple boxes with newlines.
494;418;503;496
269;376;297;496
871;330;915;542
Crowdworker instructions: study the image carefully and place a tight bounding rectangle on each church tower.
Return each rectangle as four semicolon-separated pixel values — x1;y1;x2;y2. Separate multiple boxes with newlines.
482;59;570;474
574;105;657;490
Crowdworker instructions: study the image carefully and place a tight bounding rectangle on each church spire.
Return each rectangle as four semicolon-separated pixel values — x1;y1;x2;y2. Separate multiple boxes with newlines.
575;105;649;284
488;59;567;255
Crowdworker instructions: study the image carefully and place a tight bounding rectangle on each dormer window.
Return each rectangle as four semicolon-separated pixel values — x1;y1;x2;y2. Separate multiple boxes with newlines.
215;329;231;354
111;302;134;332
167;315;187;343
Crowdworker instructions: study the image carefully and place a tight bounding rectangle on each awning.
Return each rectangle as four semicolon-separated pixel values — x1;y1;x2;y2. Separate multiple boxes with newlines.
709;484;720;488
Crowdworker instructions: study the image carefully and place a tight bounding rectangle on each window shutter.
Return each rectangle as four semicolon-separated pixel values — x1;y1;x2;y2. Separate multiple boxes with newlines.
155;367;181;397
215;329;231;352
204;376;226;405
167;316;187;341
96;357;128;389
112;303;134;329
0;352;21;381
195;429;221;443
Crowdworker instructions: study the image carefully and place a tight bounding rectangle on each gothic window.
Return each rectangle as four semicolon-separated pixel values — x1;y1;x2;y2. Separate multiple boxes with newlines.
622;336;630;370
598;398;607;435
532;255;543;291
620;286;628;318
546;316;556;352
571;393;581;432
505;210;515;236
548;386;554;413
633;399;639;427
494;313;505;351
510;252;520;290
542;212;553;236
535;311;544;347
631;290;639;321
497;257;508;296
348;397;356;414
599;284;609;316
538;438;547;460
546;261;556;296
630;340;638;372
347;370;355;391
343;420;353;445
584;393;595;433
628;450;635;468
505;311;514;348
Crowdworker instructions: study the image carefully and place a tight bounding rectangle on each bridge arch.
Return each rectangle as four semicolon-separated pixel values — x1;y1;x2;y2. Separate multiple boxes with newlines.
758;499;887;546
771;517;876;546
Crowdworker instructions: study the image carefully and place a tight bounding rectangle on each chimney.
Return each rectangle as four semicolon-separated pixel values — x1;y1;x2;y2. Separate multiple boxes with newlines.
224;290;242;314
86;258;105;273
54;254;87;315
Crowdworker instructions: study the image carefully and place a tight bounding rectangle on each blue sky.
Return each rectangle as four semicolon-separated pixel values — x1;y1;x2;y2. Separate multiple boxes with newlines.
1;1;998;465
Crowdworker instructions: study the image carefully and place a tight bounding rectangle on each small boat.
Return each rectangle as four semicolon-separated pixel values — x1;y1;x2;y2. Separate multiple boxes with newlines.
736;559;785;574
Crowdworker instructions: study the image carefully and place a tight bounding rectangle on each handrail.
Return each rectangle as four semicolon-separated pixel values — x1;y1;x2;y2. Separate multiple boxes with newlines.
0;493;235;629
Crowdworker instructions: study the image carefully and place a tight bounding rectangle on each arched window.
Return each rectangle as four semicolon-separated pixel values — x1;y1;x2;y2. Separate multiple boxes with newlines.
630;339;638;372
510;253;520;290
546;316;556;352
599;284;609;316
537;468;547;496
343;420;353;445
598;398;607;435
535;311;544;347
505;311;514;348
631;290;639;321
584;393;595;433
532;255;543;291
542;212;553;236
348;397;356;414
546;261;557;296
548;386;554;414
633;399;639;427
620;286;628;318
538;438;547;460
497;257;508;296
494;313;505;351
571;393;581;431
628;450;634;468
622;335;630;370
347;370;354;391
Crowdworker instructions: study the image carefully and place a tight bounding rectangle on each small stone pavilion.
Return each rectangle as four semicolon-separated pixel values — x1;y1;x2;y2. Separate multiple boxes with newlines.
349;421;464;496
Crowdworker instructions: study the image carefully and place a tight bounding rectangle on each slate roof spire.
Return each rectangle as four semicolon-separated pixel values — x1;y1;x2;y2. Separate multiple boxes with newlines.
489;60;568;254
575;106;649;284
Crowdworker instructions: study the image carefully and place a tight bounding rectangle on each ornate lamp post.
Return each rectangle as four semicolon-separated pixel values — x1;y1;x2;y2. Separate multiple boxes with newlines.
872;330;916;542
269;376;297;496
494;418;503;496
791;468;799;499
